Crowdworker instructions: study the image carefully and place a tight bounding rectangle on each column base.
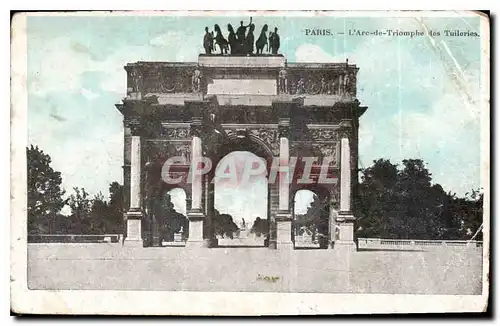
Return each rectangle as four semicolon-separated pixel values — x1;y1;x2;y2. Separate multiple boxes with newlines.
185;238;212;248
123;239;144;247
124;210;143;245
266;239;277;249
276;241;294;250
276;214;293;250
331;241;357;252
186;211;206;248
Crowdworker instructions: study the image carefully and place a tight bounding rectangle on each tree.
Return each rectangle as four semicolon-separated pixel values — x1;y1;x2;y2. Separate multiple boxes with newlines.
158;192;189;241
294;194;329;239
213;209;238;238
67;187;92;233
355;159;399;238
355;158;483;240
106;182;125;233
250;217;268;237
447;189;483;240
27;145;66;234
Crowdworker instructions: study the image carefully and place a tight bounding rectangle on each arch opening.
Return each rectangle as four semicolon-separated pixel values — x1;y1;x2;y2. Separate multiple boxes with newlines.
293;188;331;249
213;150;269;247
157;187;189;245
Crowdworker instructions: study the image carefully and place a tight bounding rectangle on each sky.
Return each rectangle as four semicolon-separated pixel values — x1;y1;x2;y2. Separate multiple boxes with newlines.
27;13;483;223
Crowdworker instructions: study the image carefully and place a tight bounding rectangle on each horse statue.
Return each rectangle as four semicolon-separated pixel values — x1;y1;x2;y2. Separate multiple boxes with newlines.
214;24;229;54
255;24;269;54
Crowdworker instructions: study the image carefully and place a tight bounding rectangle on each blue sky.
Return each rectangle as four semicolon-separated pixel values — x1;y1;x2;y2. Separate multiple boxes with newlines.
27;14;483;221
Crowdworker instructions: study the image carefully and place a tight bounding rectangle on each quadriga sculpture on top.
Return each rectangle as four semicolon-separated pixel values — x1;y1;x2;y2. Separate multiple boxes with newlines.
202;18;280;55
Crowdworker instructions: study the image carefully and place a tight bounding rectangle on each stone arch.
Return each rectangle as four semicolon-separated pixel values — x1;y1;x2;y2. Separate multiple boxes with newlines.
212;150;270;247
217;132;274;161
292;184;333;249
142;179;191;246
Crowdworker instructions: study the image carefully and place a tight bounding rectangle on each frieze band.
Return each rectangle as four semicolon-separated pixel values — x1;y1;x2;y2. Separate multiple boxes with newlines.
126;64;358;98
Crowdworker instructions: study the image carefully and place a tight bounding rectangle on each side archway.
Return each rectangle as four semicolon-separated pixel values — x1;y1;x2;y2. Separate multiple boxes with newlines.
292;185;332;249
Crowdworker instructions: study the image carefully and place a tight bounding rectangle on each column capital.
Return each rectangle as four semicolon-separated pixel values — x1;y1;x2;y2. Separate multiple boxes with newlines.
189;122;204;138
125;117;142;136
338;120;353;139
278;123;290;138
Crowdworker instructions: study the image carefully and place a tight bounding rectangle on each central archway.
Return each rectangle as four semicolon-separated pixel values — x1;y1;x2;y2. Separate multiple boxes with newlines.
213;151;268;247
208;132;276;248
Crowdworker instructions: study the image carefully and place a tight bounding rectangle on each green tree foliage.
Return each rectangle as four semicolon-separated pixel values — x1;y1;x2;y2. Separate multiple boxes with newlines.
294;194;329;235
355;158;483;240
293;194;330;247
250;217;268;237
67;187;93;233
65;185;126;234
158;192;189;241
27;145;67;234
213;209;239;238
106;182;126;233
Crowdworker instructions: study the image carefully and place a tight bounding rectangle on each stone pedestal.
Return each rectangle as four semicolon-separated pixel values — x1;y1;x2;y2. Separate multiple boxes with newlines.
186;210;210;248
276;211;294;250
124;210;143;247
174;233;183;242
332;215;356;252
332;136;356;252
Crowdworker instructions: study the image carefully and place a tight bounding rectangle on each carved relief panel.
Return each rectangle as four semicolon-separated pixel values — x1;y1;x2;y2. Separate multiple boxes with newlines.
128;65;204;95
144;140;192;165
282;67;358;97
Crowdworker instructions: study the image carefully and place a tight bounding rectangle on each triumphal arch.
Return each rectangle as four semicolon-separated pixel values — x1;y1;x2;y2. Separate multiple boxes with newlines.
116;50;367;250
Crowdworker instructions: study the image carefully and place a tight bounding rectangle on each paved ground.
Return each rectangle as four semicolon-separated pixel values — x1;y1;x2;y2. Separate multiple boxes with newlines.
28;244;483;294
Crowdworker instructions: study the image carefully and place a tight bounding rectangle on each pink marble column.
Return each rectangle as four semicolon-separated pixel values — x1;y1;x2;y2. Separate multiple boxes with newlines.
124;135;143;247
335;137;355;251
186;135;208;248
276;137;293;250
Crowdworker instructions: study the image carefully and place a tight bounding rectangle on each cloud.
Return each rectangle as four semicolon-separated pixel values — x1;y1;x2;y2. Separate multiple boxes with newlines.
295;26;481;195
295;44;340;63
28;31;200;98
81;88;99;100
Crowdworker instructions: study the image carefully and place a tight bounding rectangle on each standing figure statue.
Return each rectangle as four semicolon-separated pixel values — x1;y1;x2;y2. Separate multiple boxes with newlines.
191;67;202;93
278;68;288;94
214;24;229;54
320;77;328;94
255;24;269;54
269;27;280;54
296;77;305;94
236;17;253;48
227;24;238;54
344;74;351;95
245;23;255;54
130;68;142;95
203;26;214;54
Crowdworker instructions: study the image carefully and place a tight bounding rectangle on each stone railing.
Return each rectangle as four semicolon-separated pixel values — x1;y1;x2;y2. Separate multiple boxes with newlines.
28;234;123;243
358;238;483;250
